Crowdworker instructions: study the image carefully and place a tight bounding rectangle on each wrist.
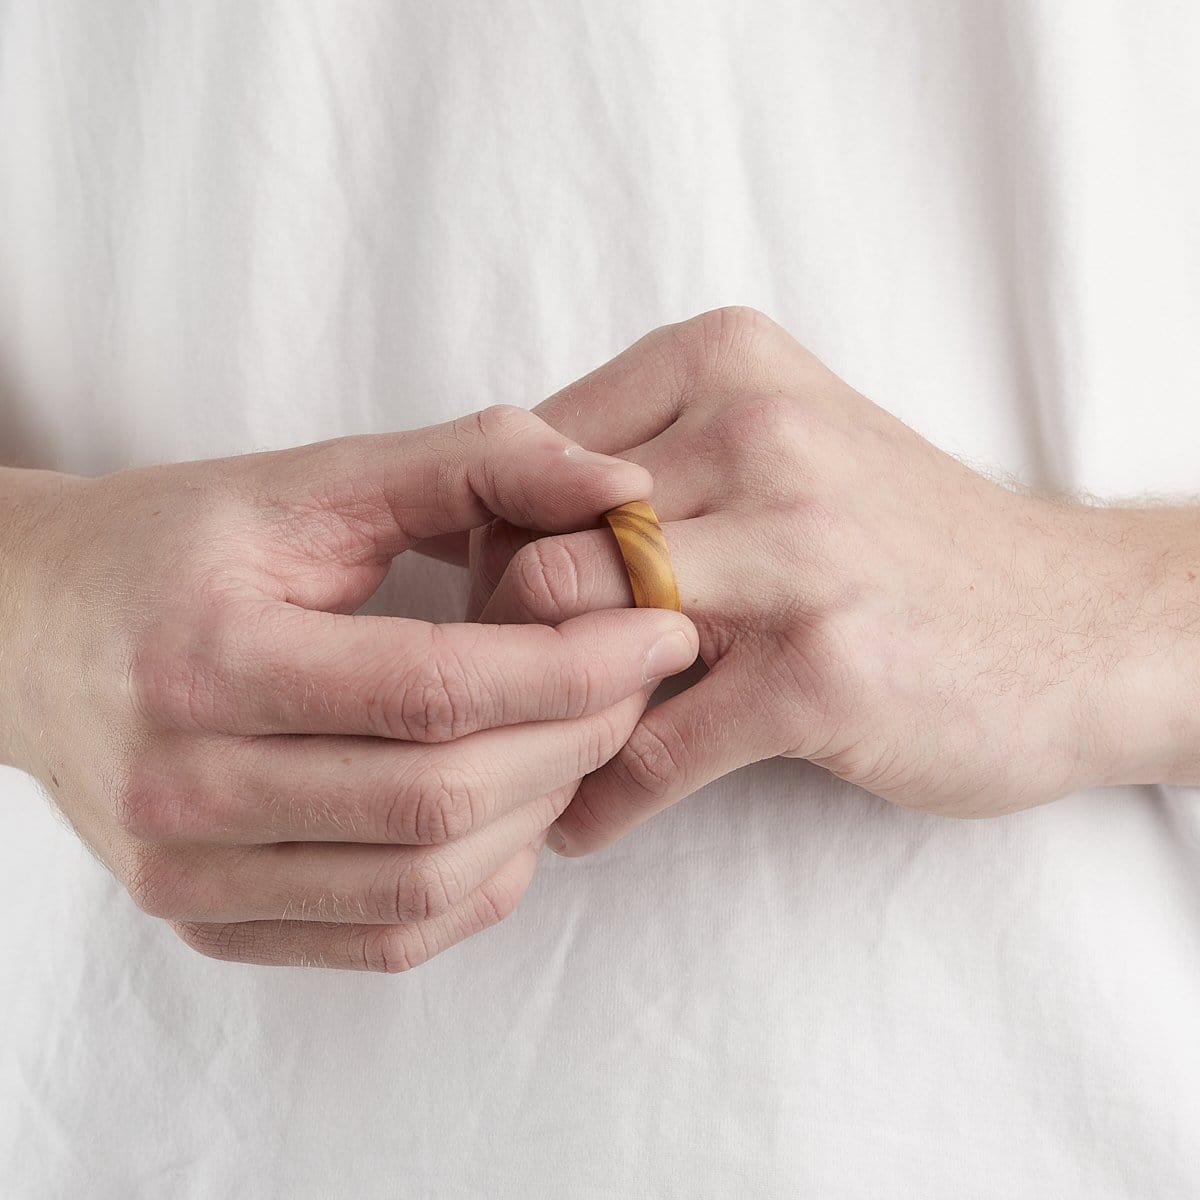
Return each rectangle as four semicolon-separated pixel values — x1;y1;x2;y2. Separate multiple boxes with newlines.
0;467;86;773
1062;501;1200;789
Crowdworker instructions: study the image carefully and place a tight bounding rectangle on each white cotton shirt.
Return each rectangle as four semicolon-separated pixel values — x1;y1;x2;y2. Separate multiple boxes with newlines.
2;2;1200;1197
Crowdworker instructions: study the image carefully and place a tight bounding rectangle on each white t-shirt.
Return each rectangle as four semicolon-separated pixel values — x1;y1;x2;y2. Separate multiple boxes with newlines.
2;3;1199;1196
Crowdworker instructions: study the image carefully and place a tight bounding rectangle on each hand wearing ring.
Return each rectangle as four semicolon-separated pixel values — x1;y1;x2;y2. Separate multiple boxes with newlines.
468;307;1195;858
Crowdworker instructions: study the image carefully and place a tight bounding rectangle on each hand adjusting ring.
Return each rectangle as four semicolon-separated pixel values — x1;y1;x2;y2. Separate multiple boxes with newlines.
602;500;681;612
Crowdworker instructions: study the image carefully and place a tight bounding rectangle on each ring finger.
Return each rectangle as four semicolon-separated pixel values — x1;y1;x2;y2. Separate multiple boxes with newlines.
139;785;574;925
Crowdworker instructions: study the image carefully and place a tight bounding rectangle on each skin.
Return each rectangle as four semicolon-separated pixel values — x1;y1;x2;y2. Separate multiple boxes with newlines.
467;306;1200;857
4;307;1197;970
0;405;700;971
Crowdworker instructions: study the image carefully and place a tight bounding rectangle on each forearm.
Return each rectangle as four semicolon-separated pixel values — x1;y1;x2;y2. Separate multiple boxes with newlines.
0;466;83;772
1072;501;1200;788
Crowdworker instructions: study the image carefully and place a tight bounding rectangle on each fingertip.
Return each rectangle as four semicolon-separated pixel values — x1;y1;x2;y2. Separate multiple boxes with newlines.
560;607;698;673
562;444;653;503
642;627;698;685
461;409;653;534
668;609;700;650
562;443;645;475
544;822;575;857
647;608;701;660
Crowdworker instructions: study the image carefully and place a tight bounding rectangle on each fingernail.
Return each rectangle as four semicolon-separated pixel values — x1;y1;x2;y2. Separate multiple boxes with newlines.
642;629;695;684
545;823;571;856
563;445;636;472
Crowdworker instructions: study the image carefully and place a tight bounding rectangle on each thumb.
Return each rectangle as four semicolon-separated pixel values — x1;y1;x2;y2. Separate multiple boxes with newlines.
266;405;652;556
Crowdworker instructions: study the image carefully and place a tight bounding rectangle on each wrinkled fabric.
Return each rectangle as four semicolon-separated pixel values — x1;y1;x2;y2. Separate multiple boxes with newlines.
2;2;1200;1197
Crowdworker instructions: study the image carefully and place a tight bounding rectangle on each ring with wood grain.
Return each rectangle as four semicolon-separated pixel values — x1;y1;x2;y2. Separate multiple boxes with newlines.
602;500;681;612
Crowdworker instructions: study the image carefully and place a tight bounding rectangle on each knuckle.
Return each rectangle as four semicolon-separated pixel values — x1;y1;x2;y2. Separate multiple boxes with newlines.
579;706;631;774
128;638;205;730
383;642;479;743
471;872;524;929
454;406;542;520
510;537;582;623
115;785;185;843
171;920;246;962
113;764;165;840
706;303;769;343
609;718;685;805
113;747;203;843
737;392;798;441
677;305;775;386
128;588;248;732
407;674;452;743
706;392;798;457
124;847;189;919
361;926;427;975
406;765;479;844
387;854;459;923
472;402;535;439
695;391;809;504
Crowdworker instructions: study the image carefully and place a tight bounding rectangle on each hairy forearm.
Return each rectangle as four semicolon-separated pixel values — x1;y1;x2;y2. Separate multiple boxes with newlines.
0;466;83;772
1072;501;1200;788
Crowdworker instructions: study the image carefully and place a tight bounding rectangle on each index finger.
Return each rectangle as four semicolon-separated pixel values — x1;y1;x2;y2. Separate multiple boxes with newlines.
146;600;699;740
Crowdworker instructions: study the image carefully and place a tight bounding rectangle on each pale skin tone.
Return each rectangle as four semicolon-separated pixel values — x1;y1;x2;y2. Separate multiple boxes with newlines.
466;307;1200;854
0;406;700;971
3;306;1198;969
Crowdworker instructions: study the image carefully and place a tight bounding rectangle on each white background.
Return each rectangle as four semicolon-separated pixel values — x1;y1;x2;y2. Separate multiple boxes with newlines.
1;2;1199;1196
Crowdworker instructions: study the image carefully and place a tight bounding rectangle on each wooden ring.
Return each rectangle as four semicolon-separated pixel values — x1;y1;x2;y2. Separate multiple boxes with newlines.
602;500;681;612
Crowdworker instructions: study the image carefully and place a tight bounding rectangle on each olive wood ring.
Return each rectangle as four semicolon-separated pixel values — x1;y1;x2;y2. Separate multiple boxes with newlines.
602;500;681;612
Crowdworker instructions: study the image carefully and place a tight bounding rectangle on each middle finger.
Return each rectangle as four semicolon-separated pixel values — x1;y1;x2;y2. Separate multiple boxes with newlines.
138;784;575;925
131;693;646;846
